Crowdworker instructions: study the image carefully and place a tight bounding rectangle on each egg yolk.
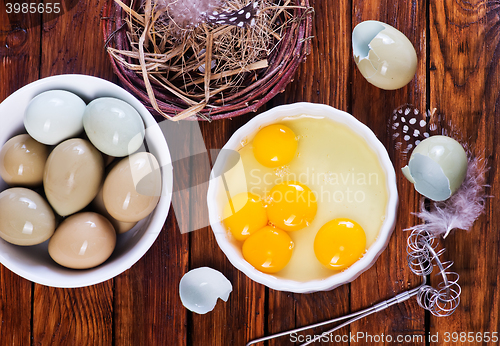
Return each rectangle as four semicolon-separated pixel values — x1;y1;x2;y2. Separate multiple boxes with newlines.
223;192;268;241
252;124;298;168
314;218;367;270
267;181;317;232
242;226;294;273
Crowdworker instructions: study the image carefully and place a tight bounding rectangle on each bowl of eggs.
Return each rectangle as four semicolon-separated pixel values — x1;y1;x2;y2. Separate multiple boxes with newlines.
0;74;172;288
207;103;398;293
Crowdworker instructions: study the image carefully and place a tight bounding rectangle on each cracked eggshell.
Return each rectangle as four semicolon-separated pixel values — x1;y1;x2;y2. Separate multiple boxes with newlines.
179;267;232;314
402;136;467;201
352;20;417;90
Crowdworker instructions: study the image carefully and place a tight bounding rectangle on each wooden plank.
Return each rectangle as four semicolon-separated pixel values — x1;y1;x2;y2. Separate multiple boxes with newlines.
188;115;266;345
113;212;188;346
349;1;427;345
32;1;115;345
111;121;190;346
38;0;114;80
32;283;113;345
265;1;352;345
0;5;41;346
429;0;500;343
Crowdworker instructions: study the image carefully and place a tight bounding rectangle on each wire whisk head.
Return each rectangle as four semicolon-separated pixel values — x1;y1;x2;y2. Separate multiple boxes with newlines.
406;228;461;317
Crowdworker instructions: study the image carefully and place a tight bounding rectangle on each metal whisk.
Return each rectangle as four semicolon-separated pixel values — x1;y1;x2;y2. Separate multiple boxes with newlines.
246;228;461;346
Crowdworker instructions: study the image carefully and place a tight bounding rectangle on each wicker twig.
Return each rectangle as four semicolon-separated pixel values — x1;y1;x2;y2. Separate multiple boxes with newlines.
102;0;313;120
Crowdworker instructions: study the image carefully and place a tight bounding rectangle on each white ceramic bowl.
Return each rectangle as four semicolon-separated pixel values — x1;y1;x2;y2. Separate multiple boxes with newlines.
207;103;398;293
0;75;173;288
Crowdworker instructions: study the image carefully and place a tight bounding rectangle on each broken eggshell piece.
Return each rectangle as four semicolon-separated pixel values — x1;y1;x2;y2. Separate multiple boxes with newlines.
352;20;417;90
402;136;467;201
179;267;232;314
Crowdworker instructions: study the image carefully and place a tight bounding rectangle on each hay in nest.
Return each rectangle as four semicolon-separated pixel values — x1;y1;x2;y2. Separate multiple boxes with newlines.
103;0;313;120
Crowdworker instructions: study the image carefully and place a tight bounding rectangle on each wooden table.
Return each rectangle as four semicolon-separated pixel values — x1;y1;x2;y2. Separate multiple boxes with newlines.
1;1;499;345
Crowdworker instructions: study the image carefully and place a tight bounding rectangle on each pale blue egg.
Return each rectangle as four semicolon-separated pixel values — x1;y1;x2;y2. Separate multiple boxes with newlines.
24;90;86;145
83;97;145;157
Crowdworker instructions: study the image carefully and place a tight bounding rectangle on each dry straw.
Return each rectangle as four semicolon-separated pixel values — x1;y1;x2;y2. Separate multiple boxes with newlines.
102;0;313;120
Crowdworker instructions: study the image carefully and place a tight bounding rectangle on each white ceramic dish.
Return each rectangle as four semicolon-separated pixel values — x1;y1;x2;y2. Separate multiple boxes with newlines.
207;102;398;293
0;74;173;288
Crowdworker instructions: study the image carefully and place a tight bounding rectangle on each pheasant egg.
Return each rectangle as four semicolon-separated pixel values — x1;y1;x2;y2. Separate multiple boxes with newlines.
0;187;56;246
103;152;162;223
24;90;86;145
83;97;145;157
0;134;49;186
43;138;104;216
91;185;137;234
48;212;116;269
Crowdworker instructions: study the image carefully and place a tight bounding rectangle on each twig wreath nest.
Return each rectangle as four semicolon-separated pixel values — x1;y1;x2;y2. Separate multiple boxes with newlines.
102;0;313;121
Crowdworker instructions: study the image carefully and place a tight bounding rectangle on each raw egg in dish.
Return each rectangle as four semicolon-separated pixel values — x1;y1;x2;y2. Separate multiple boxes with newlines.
267;181;317;232
314;218;366;270
222;192;267;241
242;226;294;274
252;124;298;168
215;116;388;281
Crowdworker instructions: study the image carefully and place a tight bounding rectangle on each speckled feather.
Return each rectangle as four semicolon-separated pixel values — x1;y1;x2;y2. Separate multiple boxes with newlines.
407;155;488;238
154;0;258;28
388;104;437;155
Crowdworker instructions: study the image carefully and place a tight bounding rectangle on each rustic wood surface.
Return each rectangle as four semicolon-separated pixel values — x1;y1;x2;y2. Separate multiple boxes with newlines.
0;0;499;345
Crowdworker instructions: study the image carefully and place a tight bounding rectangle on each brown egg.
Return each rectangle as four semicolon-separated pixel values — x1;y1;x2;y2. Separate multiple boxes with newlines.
0;134;49;186
0;187;56;246
91;185;137;234
48;212;116;269
103;152;161;223
43;138;104;216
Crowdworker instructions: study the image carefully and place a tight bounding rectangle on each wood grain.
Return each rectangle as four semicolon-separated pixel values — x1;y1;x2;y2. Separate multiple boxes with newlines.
266;1;352;345
32;284;113;346
0;5;40;346
349;1;427;345
429;0;500;343
31;1;115;345
188;115;266;345
113;211;188;346
0;0;499;345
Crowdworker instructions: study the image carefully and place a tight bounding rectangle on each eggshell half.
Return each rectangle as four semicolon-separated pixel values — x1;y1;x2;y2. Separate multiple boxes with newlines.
179;267;232;314
353;20;417;90
402;135;467;201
